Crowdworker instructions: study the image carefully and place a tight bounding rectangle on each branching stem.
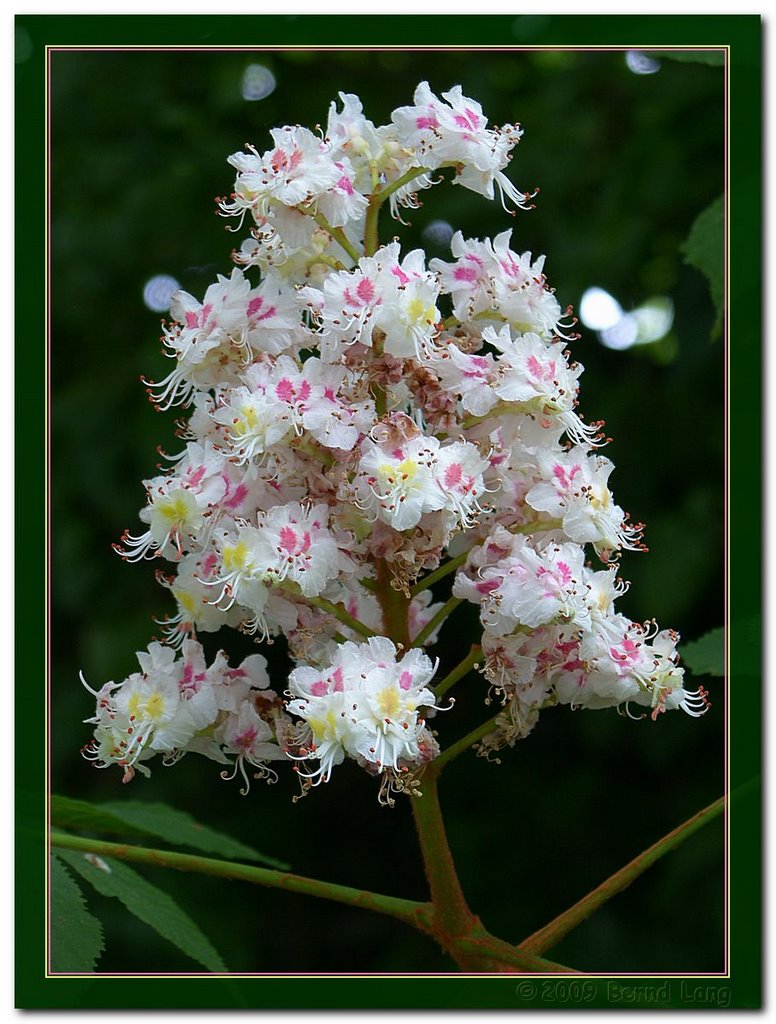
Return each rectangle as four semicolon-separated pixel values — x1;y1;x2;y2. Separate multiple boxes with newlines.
375;559;411;651
433;711;501;773
409;775;577;972
410;773;478;935
363;194;381;257
375;165;432;203
518;794;726;955
433;645;482;699
302;595;377;639
410;550;470;597
50;831;432;931
411;596;462;650
50;829;575;973
310;210;360;263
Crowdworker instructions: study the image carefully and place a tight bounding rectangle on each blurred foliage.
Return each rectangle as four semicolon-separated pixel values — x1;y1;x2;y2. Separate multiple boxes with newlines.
682;195;725;338
51;48;725;973
681;627;725;677
649;49;726;66
51;795;290;867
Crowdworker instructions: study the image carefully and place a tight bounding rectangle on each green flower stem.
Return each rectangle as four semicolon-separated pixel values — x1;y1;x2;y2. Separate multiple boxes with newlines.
410;776;577;973
308;254;347;272
460;401;512;431
374;165;432;203
375;558;411;651
410;550;470;597
509;517;562;536
370;327;388;418
50;831;432;932
433;645;482;699
363;194;381;257
433;711;502;773
411;596;462;650
411;773;478;939
291;435;335;468
368;159;380;193
310;210;360;263
302;595;377;639
518;794;726;955
362;166;434;253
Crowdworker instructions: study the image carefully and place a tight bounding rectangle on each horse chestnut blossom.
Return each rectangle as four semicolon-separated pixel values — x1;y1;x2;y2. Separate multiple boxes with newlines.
83;81;710;805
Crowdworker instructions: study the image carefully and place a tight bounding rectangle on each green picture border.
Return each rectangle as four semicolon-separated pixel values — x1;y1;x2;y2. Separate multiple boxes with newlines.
17;12;761;1010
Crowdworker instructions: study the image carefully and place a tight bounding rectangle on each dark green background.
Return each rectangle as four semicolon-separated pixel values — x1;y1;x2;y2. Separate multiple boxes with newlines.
18;11;761;1011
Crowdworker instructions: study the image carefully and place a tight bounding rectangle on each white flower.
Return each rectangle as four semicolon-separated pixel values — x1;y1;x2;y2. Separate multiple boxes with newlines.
432;344;500;417
286;638;439;783
303;242;440;359
211;384;292;464
525;446;643;557
455;531;591;635
315;157;369;227
251;501;349;597
355;434;446;531
227;126;341;216
148;269;256;407
432;440;492;528
116;486;205;563
375;248;441;358
431;231;498;321
216;699;284;792
392;83;529;208
301;251;386;356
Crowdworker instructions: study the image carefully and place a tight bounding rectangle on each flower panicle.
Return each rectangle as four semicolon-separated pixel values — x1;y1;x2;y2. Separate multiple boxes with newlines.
83;82;707;803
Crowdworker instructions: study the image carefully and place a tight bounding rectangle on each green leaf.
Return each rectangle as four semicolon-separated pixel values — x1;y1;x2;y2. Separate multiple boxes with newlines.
51;795;289;869
681;195;724;338
57;849;227;972
648;49;725;66
50;854;105;972
519;795;724;955
51;795;149;838
99;801;290;869
681;626;725;677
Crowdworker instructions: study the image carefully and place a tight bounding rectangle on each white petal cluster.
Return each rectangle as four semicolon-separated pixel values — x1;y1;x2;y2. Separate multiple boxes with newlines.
85;83;707;800
391;83;529;208
353;429;488;532
82;641;287;791
286;638;440;794
301;242;441;360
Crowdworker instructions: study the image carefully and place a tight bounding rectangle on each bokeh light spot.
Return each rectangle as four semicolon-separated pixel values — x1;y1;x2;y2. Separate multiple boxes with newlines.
242;64;277;101
600;313;639;351
143;274;180;313
422;220;455;247
634;297;674;344
625;51;661;76
15;26;33;63
579;287;622;331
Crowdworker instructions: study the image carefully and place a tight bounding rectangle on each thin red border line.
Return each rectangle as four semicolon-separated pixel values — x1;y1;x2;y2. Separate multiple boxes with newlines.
722;41;729;980
42;41;733;983
44;42;731;982
43;44;728;52
46;970;731;980
45;44;53;981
